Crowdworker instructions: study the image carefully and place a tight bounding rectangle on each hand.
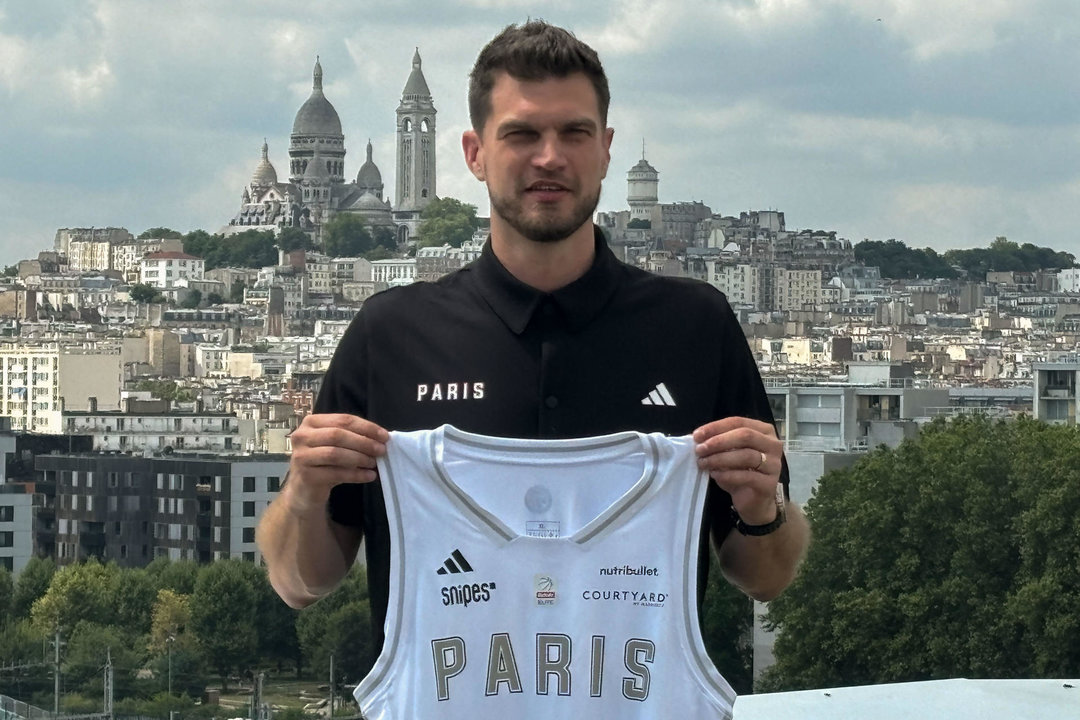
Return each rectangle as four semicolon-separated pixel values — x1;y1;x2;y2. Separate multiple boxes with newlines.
693;417;783;525
285;413;389;511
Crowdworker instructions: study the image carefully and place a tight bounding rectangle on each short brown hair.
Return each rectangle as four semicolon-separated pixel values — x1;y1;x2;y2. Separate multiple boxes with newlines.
468;20;610;132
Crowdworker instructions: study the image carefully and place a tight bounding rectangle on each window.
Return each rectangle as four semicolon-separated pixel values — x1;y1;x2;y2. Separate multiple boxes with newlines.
243;476;256;493
0;531;13;547
0;506;13;522
243;501;256;517
267;476;281;492
242;527;255;543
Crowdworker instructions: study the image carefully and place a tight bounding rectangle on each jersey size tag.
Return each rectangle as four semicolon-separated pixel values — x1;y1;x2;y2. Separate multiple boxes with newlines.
525;520;561;538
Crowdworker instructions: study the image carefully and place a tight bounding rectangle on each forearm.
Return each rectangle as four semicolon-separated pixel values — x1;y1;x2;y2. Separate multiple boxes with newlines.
715;502;810;601
256;474;361;608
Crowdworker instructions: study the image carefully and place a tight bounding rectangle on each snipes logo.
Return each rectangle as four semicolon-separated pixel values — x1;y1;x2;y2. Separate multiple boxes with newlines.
436;549;497;608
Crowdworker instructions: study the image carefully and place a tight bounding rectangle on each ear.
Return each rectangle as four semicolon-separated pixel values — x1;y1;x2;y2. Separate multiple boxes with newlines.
600;127;614;179
462;129;486;181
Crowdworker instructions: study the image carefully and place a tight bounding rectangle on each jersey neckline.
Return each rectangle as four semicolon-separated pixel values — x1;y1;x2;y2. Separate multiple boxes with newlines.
428;424;664;545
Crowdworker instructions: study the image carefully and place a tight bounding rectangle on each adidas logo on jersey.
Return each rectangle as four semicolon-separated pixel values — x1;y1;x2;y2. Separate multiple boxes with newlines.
641;382;677;406
436;549;474;575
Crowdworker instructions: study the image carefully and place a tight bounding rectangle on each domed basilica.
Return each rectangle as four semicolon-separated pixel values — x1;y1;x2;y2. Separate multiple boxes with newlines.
226;51;436;246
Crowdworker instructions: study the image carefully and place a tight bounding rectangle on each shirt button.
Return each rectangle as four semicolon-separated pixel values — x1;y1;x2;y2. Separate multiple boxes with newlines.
545;396;559;409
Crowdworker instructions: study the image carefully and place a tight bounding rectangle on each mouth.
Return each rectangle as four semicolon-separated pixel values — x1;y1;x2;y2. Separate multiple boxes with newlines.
524;181;571;201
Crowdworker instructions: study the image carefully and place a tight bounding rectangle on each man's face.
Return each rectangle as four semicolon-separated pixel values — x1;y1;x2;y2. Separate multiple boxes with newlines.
463;72;614;244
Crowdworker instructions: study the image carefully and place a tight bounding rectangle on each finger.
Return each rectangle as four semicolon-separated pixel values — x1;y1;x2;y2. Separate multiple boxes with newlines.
697;447;774;475
695;427;781;457
693;416;776;443
294;445;380;470
301;413;390;443
291;465;379;487
295;425;387;458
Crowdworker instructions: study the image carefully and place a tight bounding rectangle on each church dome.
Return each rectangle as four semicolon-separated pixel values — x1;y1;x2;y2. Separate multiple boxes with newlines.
353;190;386;210
293;58;343;136
355;140;383;191
251;140;278;186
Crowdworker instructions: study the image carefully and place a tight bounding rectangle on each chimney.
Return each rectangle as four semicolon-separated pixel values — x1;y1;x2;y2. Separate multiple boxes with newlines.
88;396;97;413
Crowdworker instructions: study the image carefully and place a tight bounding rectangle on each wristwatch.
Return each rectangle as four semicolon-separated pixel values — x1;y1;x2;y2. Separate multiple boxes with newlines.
731;484;787;536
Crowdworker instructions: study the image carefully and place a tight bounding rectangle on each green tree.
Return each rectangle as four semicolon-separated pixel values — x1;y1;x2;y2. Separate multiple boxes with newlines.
0;566;12;627
139;227;183;240
761;415;1080;690
206;292;225;306
180;289;202;309
627;218;651;229
0;619;49;699
417;197;479;248
64;621;143;698
699;553;754;693
230;281;247;303
253;567;301;675
130;283;162;303
323;214;374;257
295;566;373;680
853;239;956;279
371;225;397;252
278;226;313;253
12;556;54;620
31;559;117;633
3;263;18;277
135;380;196;403
114;567;159;636
189;560;258;689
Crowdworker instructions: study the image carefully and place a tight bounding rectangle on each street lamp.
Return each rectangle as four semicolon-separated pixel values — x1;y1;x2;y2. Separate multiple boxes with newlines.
166;635;175;697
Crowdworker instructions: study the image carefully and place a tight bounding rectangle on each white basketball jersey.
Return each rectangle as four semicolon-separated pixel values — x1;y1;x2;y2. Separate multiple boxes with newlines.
355;425;736;719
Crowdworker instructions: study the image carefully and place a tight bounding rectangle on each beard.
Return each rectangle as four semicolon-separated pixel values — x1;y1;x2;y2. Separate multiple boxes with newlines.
489;182;602;244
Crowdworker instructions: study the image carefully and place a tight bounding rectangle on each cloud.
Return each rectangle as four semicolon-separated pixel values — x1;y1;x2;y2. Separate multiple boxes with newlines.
0;0;1078;263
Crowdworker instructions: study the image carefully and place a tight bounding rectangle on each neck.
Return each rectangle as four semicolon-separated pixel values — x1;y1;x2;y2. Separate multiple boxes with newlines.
489;220;596;292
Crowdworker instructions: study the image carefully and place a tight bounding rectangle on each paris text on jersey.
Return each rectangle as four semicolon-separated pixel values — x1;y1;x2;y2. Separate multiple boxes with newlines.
431;633;655;702
416;382;485;402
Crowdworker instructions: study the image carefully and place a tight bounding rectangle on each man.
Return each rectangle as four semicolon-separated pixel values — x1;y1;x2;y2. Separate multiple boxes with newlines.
258;20;808;651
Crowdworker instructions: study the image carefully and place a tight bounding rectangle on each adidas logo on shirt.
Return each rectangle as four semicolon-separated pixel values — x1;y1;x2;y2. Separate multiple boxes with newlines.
641;382;677;407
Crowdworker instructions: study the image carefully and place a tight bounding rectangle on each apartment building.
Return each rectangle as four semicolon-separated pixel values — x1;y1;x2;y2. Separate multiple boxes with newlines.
765;363;949;452
35;453;287;566
62;399;247;454
370;258;417;285
1032;361;1080;425
140;252;205;289
0;345;123;433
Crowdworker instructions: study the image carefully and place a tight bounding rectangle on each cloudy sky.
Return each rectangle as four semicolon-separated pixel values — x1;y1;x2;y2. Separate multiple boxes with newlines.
1;0;1077;266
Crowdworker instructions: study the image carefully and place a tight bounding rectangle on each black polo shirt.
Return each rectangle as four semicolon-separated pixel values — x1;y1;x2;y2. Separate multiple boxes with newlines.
315;227;785;642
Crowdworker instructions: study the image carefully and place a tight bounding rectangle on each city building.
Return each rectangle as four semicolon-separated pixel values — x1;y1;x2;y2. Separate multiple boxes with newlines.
1032;360;1080;425
35;453;287;566
0;344;123;433
62;397;247;454
139;251;205;289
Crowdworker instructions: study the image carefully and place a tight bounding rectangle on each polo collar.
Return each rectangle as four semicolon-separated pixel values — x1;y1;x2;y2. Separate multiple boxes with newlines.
472;226;622;335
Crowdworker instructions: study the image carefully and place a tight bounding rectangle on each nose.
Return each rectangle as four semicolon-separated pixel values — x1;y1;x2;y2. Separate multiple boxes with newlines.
532;134;567;171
